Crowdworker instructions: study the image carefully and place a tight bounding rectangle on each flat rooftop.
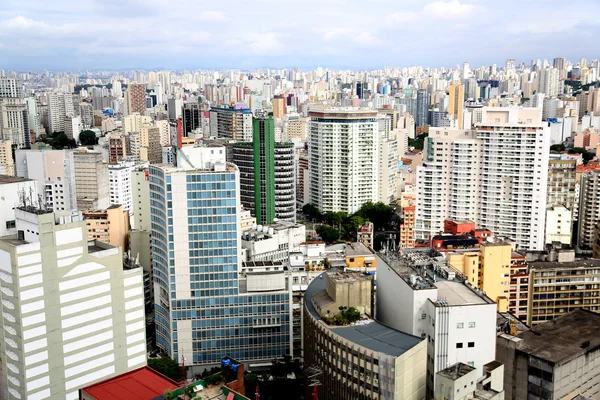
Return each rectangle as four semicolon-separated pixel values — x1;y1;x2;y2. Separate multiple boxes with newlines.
516;309;600;364
0;175;30;184
327;271;371;283
345;242;373;257
436;281;493;306
305;271;423;358
529;259;600;270
437;362;476;380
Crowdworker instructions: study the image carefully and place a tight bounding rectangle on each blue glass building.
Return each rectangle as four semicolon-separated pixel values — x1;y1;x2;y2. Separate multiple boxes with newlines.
149;148;291;365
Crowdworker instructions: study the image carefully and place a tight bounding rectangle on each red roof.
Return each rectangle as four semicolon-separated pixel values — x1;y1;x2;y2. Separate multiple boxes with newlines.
81;366;180;400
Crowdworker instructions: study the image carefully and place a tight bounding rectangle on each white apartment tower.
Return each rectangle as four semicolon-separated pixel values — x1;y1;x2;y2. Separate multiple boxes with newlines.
416;128;481;236
15;149;78;212
0;207;146;400
308;108;379;213
537;67;560;98
416;107;550;250
48;93;74;134
108;161;136;221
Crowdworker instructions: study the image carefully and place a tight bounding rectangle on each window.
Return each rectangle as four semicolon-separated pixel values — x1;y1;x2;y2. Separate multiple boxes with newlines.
456;343;463;348
468;322;476;328
5;220;15;229
468;342;475;348
456;322;464;329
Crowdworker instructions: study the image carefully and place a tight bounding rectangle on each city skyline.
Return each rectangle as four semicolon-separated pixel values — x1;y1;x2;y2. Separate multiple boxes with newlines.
1;0;599;70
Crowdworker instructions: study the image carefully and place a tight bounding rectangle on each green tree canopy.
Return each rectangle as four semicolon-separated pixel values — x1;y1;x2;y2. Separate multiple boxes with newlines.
550;144;565;153
569;147;595;164
148;356;182;382
408;132;428;150
302;204;323;220
79;130;98;145
316;224;339;243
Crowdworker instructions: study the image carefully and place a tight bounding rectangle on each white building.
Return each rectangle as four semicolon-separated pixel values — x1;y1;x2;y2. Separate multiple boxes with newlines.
48;93;74;134
308;108;379;213
108;161;135;221
376;249;497;400
378;117;399;204
545;206;572;245
416;107;550;250
241;222;306;262
415;128;481;237
0;207;146;400
537;67;560;97
0;176;38;236
15;149;78;212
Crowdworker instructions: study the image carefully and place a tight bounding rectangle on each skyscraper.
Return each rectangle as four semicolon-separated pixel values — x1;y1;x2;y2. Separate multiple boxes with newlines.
416;89;429;127
577;171;600;251
447;83;464;128
209;106;253;141
308;108;378;213
0;207;146;400
231;113;296;224
149;146;291;365
416;107;550;250
48;92;74;134
125;83;146;116
0;77;29;148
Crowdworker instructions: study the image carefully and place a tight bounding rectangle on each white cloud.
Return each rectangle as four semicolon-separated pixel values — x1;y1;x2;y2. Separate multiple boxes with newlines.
423;0;474;18
198;11;230;22
246;32;282;54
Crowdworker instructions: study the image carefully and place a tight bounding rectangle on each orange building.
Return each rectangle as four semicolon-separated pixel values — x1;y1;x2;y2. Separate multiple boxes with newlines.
400;206;415;248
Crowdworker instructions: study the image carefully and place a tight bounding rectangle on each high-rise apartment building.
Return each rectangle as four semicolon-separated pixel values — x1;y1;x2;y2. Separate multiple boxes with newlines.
308;108;378;213
138;125;162;164
209;106;253;141
73;148;110;211
416;89;429;127
0;140;15;175
416;128;481;237
108;161;134;215
182;102;201;135
48;92;74;134
149;146;291;366
108;133;127;163
15;148;78;212
577;170;600;250
537;67;560;97
0;207;146;400
231;114;296;224
0;77;28;148
447;83;465;128
547;158;577;210
124;83;146;116
131;166;150;231
416;107;550;250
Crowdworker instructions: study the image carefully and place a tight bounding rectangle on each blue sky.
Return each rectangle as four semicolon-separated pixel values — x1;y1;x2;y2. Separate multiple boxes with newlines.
0;0;599;71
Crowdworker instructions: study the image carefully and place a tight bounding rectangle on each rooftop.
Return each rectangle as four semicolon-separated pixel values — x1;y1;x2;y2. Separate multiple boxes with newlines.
436;281;492;306
345;242;373;257
327;271;371;284
0;175;31;184
529;258;600;270
305;271;423;358
515;309;600;364
437;362;476;380
80;366;179;400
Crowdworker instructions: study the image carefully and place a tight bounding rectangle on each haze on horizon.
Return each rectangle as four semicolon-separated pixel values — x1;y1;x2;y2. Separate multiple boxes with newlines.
0;0;599;71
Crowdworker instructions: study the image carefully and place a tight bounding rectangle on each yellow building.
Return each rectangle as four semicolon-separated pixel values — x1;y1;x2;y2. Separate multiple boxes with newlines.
344;242;376;269
446;241;512;312
272;96;285;118
83;204;131;250
447;83;465;128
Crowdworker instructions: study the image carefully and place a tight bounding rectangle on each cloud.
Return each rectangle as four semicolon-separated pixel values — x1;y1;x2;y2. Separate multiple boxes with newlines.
0;0;599;70
198;11;230;22
423;0;474;18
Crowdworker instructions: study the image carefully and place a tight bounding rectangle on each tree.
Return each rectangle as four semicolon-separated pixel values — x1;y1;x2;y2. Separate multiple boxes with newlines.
356;201;395;231
316;225;339;243
148;356;182;382
408;132;428;150
342;307;361;324
569;147;595;164
302;204;322;221
79;130;97;145
550;144;565;153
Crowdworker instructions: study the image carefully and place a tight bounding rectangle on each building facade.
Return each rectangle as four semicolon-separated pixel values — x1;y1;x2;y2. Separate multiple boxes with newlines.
308;108;378;214
73;149;110;211
0;207;146;400
209;106;253;141
232;114;296;224
149;147;291;366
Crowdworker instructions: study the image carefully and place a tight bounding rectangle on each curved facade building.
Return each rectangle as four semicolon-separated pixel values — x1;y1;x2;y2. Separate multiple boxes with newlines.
303;271;427;400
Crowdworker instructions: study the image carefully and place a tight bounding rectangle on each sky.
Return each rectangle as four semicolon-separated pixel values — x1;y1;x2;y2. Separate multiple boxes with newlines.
0;0;599;71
